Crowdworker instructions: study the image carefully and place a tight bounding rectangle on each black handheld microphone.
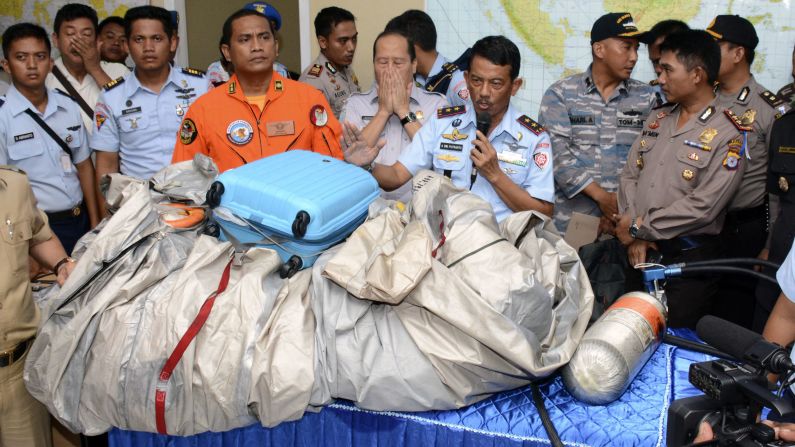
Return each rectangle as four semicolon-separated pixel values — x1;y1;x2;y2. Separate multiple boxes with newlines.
696;315;795;374
472;112;491;189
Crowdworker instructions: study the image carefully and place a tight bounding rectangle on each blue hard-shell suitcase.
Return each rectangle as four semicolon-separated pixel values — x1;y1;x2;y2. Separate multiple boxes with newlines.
205;150;380;278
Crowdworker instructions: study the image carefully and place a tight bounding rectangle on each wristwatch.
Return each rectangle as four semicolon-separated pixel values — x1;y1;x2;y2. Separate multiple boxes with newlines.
629;218;640;239
400;111;417;126
53;256;75;274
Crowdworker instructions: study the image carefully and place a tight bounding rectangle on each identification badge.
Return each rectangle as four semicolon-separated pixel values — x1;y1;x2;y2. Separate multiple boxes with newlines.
61;154;72;172
266;120;295;136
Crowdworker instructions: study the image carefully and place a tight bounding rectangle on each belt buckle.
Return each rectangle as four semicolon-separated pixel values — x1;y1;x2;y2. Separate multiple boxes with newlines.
72;206;81;217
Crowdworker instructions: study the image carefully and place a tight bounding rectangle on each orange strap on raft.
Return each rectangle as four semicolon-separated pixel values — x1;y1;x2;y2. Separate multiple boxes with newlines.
160;203;206;228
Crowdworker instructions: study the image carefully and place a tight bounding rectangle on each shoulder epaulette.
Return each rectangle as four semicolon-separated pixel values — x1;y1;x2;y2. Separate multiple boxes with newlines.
181;67;205;77
442;61;460;74
725;109;753;132
307;64;323;78
437;105;466;119
103;76;125;91
517;115;544;135
761;90;785;108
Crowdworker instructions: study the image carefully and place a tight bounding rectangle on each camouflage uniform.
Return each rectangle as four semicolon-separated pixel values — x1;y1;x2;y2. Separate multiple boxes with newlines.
538;66;658;232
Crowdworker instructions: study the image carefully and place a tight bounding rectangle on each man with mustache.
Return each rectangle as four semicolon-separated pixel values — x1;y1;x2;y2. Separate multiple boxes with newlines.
344;35;554;222
615;30;746;328
171;8;342;173
299;6;360;118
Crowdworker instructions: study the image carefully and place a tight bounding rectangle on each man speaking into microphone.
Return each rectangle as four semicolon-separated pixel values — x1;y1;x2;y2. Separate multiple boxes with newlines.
343;35;554;221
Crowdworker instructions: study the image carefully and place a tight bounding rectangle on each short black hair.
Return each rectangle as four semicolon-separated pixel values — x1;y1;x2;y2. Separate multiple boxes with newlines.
470;35;521;80
221;9;274;50
314;7;355;38
3;23;51;59
54;3;99;35
385;9;436;52
124;6;174;40
98;16;125;34
659;30;720;85
372;30;416;61
647;20;689;43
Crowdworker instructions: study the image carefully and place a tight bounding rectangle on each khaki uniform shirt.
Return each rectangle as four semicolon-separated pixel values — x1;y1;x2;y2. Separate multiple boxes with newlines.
0;166;53;351
716;76;790;210
618;100;746;241
299;53;360;119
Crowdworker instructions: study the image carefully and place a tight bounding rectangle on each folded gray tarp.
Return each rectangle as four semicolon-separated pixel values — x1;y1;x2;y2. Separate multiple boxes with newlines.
25;158;593;435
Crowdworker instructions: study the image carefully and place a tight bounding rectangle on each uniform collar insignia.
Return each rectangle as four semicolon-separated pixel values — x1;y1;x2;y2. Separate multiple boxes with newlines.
325;61;337;75
228;82;236;94
698;106;715;123
737;86;750;102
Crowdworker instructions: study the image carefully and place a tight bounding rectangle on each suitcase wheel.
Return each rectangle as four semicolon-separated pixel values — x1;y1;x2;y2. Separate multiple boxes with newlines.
203;221;220;237
291;211;311;238
279;255;303;279
206;181;225;208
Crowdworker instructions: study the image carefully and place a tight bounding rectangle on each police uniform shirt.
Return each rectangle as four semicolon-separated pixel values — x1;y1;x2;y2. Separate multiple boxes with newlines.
45;57;130;133
618;100;746;241
299;52;360;119
342;85;447;202
415;53;469;108
716;76;790;210
0;86;90;212
538;66;658;232
0;166;54;351
90;66;210;180
397;104;554;222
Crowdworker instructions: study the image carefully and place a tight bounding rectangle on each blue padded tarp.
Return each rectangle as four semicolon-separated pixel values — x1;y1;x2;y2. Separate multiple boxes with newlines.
108;330;708;447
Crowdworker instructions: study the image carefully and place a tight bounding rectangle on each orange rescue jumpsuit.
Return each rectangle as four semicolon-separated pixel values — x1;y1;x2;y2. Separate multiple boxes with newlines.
171;72;343;172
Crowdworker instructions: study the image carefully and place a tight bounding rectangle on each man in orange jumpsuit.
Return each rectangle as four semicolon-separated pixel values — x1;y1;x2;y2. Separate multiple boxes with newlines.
171;8;342;172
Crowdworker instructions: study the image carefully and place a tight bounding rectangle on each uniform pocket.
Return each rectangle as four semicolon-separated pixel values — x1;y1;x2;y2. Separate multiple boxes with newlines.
119;114;148;133
432;145;467;172
1;216;34;273
7;138;44;161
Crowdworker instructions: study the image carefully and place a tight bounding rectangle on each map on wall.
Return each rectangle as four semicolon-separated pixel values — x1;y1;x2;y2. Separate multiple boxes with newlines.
428;0;795;114
0;0;146;41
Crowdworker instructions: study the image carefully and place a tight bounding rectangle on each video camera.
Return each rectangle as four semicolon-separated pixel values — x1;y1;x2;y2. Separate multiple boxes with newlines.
667;316;795;446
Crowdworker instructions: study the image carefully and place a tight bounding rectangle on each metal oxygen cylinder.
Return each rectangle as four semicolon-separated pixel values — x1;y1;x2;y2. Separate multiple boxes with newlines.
561;291;667;405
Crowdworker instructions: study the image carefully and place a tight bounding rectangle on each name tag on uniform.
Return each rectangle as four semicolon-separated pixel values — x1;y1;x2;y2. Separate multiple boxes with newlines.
569;114;595;125
122;106;142;116
361;115;373;121
439;142;463;151
266;120;295;136
14;132;34;142
617;113;644;128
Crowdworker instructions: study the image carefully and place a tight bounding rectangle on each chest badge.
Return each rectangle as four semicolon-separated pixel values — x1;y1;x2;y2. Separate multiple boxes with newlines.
699;128;718;144
779;176;789;192
226;120;254;145
442;128;468;141
740;109;757;126
176;104;185;116
127;117;139;129
648;120;660;130
682;169;694;181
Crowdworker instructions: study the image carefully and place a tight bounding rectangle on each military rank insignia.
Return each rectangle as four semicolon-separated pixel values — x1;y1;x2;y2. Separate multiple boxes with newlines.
698;106;715;123
181;67;206;77
725;109;753;132
275;80;283;92
761;90;785;108
308;64;323;77
103;77;125;91
517;115;544;135
437;105;466;119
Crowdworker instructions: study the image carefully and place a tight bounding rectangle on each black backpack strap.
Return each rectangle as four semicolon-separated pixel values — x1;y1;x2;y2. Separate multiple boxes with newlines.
23;108;73;160
52;65;94;118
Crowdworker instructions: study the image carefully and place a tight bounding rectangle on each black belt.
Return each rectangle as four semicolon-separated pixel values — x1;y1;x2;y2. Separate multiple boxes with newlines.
0;337;33;368
656;234;718;255
46;202;83;222
725;203;766;225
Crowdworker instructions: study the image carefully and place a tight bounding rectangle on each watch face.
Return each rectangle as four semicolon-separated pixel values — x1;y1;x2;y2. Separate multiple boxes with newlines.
408;112;417;120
